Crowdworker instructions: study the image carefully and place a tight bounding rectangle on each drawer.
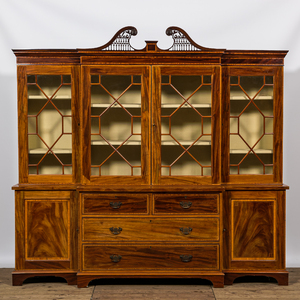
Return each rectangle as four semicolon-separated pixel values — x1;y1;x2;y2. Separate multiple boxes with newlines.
82;194;149;215
154;194;219;214
82;218;219;242
83;244;219;271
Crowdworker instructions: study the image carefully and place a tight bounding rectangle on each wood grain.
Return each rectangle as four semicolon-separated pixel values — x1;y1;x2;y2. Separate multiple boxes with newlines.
232;200;275;259
82;218;219;242
154;194;219;214
82;194;149;215
82;244;219;271
26;200;69;260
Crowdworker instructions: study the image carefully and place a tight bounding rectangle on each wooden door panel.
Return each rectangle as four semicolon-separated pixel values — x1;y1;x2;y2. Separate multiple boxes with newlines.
226;190;285;271
26;200;69;260
232;200;275;259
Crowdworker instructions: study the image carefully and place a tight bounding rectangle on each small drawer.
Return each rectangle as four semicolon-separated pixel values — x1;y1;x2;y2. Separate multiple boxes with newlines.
82;217;219;242
82;194;149;215
154;194;219;214
83;244;219;271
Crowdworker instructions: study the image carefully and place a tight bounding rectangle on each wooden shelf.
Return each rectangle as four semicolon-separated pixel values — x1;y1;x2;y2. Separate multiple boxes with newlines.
230;149;273;154
29;148;72;154
28;95;71;100
91;103;211;108
230;96;273;101
91;140;211;146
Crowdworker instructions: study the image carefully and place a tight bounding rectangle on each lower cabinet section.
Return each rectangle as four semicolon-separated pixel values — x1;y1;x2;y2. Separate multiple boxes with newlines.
13;188;288;288
82;244;219;271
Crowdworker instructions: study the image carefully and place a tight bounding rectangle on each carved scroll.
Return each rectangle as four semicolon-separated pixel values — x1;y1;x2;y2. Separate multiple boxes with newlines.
98;26;138;51
166;26;213;51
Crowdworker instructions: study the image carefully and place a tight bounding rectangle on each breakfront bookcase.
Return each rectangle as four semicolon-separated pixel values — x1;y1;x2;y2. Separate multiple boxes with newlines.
12;27;289;288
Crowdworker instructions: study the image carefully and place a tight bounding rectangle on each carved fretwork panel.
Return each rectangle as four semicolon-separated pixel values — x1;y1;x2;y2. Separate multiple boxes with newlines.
165;27;213;51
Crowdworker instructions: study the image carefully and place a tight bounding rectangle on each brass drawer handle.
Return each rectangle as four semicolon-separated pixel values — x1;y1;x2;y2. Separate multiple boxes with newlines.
109;227;122;235
110;255;122;263
180;227;192;235
110;201;122;209
180;201;192;209
180;254;193;262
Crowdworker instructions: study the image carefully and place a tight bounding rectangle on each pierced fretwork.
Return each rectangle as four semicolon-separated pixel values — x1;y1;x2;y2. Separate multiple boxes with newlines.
101;27;137;51
166;27;212;52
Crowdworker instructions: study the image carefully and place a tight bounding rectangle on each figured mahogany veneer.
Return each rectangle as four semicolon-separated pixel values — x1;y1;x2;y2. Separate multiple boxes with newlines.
82;245;219;271
12;26;289;288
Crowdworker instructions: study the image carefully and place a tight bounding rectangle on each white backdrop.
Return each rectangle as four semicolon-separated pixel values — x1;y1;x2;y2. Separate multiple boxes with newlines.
0;0;300;267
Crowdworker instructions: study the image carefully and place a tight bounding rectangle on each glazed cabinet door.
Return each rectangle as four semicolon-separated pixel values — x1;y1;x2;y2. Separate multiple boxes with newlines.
81;66;150;185
15;191;77;271
152;66;221;185
222;67;283;183
223;190;286;271
18;65;80;183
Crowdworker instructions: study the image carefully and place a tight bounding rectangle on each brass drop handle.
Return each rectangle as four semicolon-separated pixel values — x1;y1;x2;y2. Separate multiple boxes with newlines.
180;227;192;235
180;201;192;209
180;254;193;262
110;255;122;263
109;227;122;235
110;201;122;209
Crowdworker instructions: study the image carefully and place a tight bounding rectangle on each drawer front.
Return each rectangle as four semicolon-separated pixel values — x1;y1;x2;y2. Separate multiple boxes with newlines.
82;218;219;242
154;194;219;214
82;194;149;215
83;244;219;271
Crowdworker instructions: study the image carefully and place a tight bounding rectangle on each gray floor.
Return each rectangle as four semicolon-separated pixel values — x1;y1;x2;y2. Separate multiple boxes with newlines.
0;268;299;299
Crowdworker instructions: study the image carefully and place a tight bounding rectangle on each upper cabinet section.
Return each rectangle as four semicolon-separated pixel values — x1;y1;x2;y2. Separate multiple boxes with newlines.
13;27;288;185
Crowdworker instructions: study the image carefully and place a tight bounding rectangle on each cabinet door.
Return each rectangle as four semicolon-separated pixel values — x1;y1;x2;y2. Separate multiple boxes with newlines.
82;66;150;184
152;66;221;185
222;67;283;183
223;191;286;270
18;66;80;183
15;191;77;270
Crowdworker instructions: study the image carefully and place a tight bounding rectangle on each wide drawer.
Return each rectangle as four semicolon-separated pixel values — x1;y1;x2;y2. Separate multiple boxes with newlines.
82;244;219;271
82;194;149;215
154;194;219;214
82;218;219;242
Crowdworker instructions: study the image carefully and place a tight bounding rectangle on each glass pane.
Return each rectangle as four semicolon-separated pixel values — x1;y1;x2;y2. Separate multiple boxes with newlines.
27;74;72;175
229;75;274;175
160;74;212;177
91;74;142;176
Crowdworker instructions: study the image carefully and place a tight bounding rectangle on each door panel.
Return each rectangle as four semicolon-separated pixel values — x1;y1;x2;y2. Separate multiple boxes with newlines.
225;190;285;270
18;65;80;183
152;66;220;185
222;67;283;183
82;66;150;185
